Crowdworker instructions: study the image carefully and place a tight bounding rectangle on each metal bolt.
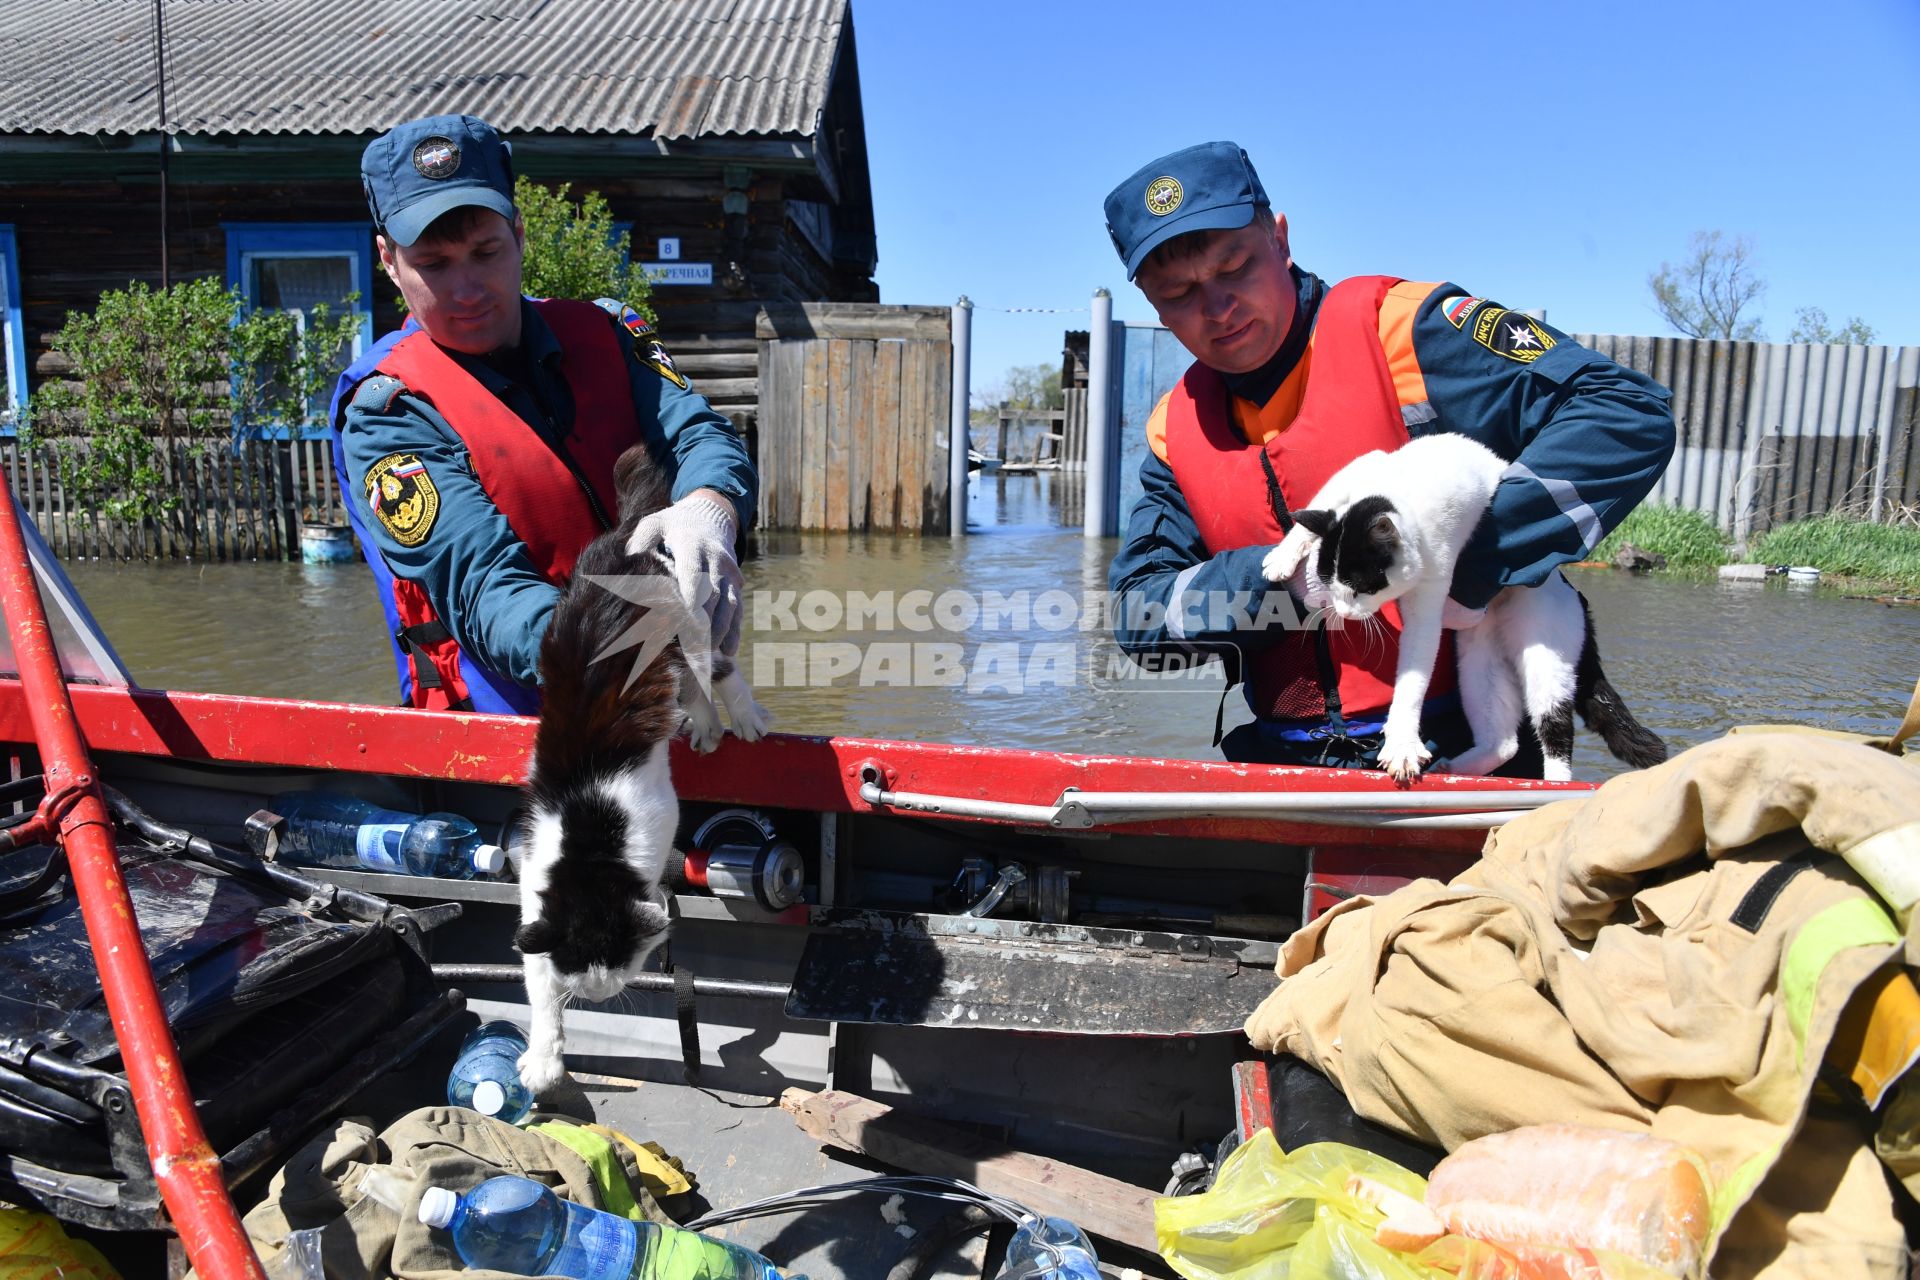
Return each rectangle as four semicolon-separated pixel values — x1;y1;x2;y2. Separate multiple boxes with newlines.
1131;932;1145;946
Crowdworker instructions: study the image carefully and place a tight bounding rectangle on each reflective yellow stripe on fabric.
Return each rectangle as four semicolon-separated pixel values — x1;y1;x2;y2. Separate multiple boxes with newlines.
1784;897;1901;1064
584;1122;694;1198
530;1120;646;1221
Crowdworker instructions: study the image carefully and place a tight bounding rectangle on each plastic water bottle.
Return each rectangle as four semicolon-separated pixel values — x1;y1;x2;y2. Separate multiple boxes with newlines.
994;1217;1101;1280
268;791;506;879
419;1175;786;1280
447;1021;535;1125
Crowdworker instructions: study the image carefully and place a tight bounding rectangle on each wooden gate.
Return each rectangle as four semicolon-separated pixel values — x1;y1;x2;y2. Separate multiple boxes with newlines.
755;304;952;533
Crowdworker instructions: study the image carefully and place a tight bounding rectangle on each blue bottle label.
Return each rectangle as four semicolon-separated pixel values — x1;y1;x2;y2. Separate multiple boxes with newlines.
355;822;409;873
549;1206;639;1279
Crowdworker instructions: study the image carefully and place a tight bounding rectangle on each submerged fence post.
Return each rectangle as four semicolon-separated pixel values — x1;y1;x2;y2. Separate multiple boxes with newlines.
949;296;972;537
1084;288;1115;539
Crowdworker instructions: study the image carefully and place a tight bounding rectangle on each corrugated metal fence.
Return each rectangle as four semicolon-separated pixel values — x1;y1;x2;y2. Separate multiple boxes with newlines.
5;437;346;560
1575;336;1920;539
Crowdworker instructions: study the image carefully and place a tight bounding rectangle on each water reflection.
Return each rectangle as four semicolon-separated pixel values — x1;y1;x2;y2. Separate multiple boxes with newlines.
61;477;1920;781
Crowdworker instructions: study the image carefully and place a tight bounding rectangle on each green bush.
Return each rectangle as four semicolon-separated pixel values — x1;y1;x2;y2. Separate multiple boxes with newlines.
1592;503;1731;570
23;277;360;524
515;177;654;322
1751;517;1920;591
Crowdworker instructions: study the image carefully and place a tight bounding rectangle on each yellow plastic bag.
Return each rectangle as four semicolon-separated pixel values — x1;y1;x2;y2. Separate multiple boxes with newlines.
1154;1129;1452;1280
0;1207;120;1279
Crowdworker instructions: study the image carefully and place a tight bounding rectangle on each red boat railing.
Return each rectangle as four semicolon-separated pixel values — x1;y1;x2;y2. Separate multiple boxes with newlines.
0;491;265;1279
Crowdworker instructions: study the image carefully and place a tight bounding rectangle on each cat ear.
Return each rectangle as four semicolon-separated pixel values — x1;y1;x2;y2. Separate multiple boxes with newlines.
635;900;672;935
1291;508;1335;537
1367;511;1400;547
514;918;557;955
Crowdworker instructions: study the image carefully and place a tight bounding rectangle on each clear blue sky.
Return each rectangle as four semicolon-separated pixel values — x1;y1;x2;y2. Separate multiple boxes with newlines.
855;0;1920;397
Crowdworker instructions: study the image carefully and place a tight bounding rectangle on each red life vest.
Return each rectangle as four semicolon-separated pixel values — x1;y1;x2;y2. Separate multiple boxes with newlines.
373;298;644;709
1163;274;1456;723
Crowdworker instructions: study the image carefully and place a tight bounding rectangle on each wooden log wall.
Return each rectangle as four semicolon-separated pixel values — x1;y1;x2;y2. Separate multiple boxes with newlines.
755;304;952;534
2;437;346;561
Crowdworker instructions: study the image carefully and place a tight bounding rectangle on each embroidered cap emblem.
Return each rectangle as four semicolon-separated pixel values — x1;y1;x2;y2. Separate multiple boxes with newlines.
1144;176;1184;217
412;137;461;180
365;453;440;546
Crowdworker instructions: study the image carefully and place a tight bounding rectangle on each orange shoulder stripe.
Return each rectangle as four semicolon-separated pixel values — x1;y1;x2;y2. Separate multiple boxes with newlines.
1380;280;1440;409
1147;391;1171;462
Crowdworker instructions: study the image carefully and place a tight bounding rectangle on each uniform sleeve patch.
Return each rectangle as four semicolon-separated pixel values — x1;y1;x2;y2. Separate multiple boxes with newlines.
594;296;654;340
351;374;408;413
1438;295;1484;329
364;452;440;547
1469;306;1556;363
643;338;689;390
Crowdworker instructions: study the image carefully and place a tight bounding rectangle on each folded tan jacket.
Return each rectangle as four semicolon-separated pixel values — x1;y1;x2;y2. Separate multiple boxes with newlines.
1245;734;1920;1280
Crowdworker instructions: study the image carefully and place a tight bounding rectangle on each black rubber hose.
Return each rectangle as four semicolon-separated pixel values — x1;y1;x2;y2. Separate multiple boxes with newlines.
886;1204;1000;1280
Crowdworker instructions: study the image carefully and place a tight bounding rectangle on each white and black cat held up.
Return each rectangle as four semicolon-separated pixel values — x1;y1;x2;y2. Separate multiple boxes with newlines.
1263;433;1665;785
512;443;769;1092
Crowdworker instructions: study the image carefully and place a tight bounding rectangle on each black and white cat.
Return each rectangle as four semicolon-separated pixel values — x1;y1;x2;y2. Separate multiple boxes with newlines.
513;445;769;1093
1261;433;1665;785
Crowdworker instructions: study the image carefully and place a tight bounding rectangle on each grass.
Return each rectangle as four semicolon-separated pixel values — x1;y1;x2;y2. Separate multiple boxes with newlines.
1591;503;1731;570
1751;516;1920;593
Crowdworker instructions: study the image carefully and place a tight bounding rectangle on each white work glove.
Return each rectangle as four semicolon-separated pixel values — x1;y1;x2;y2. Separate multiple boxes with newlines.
1441;598;1487;630
625;493;744;657
1286;555;1331;612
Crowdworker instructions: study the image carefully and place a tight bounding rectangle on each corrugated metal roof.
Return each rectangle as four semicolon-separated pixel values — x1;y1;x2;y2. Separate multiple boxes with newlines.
0;0;847;140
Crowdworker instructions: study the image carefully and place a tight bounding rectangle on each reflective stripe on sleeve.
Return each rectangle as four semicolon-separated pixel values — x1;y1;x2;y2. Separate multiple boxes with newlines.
1503;460;1605;553
1164;563;1204;641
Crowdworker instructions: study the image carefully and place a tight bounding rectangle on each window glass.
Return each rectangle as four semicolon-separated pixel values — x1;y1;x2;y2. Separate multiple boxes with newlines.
223;224;374;437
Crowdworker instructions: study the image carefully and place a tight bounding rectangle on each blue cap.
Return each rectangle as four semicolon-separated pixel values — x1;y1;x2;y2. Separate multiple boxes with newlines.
1104;142;1269;280
361;114;517;247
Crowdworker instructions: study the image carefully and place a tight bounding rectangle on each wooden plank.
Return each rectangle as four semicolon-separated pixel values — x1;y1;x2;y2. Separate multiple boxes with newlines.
778;1088;1160;1253
216;444;234;562
799;339;828;531
757;303;953;343
823;338;852;531
848;340;872;532
871;341;901;533
926;339;952;534
897;341;925;535
765;338;799;531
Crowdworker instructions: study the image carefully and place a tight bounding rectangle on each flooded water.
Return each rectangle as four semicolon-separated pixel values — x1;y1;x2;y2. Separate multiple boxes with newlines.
60;473;1920;780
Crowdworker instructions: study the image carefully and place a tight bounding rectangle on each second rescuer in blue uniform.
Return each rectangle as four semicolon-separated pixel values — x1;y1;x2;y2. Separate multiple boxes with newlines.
1103;142;1676;771
329;114;756;713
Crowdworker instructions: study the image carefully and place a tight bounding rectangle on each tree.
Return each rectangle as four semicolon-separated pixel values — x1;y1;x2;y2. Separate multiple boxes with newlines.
1648;230;1766;340
515;176;654;322
23;278;359;526
1789;306;1876;345
999;363;1064;412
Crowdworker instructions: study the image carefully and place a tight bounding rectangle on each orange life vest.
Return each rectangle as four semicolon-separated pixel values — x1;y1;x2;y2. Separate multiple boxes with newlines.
1162;274;1456;723
371;298;643;710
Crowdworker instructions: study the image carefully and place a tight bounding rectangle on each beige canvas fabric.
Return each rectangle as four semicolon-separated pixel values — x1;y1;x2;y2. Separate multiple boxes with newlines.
1245;735;1920;1279
206;1106;666;1280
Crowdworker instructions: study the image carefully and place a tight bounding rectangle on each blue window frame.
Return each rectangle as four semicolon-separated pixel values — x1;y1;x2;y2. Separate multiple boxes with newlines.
224;223;375;437
0;226;26;435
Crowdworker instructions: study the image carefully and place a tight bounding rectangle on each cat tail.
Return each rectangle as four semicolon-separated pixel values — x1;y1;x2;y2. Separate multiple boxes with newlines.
1572;594;1668;769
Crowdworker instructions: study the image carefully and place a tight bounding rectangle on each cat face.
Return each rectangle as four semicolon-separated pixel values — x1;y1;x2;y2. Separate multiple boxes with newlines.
515;750;677;1003
1291;496;1417;620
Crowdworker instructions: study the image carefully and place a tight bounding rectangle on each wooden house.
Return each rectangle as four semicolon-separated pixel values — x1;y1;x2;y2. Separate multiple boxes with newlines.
0;0;879;431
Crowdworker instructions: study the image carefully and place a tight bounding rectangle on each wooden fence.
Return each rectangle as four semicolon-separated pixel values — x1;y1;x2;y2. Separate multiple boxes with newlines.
4;437;348;561
756;303;953;533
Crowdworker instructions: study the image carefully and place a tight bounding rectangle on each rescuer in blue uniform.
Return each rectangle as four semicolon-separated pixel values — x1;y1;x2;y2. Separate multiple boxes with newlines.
1102;142;1675;771
329;114;756;713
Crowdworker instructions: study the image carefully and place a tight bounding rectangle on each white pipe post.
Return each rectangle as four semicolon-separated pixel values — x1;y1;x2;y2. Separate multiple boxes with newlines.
1084;288;1114;538
949;296;972;537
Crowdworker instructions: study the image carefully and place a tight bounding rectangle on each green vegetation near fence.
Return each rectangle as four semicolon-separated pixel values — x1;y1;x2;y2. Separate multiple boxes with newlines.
1751;517;1920;593
1592;504;1731;570
1588;503;1920;592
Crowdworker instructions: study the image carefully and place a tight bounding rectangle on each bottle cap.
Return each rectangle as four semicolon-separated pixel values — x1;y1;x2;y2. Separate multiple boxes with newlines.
418;1186;458;1229
472;843;507;875
471;1079;507;1116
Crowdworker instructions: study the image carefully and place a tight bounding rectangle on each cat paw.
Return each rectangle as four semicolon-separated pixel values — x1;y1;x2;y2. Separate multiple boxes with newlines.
1261;534;1310;585
517;1045;567;1094
685;706;724;753
1379;737;1432;787
728;694;772;743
